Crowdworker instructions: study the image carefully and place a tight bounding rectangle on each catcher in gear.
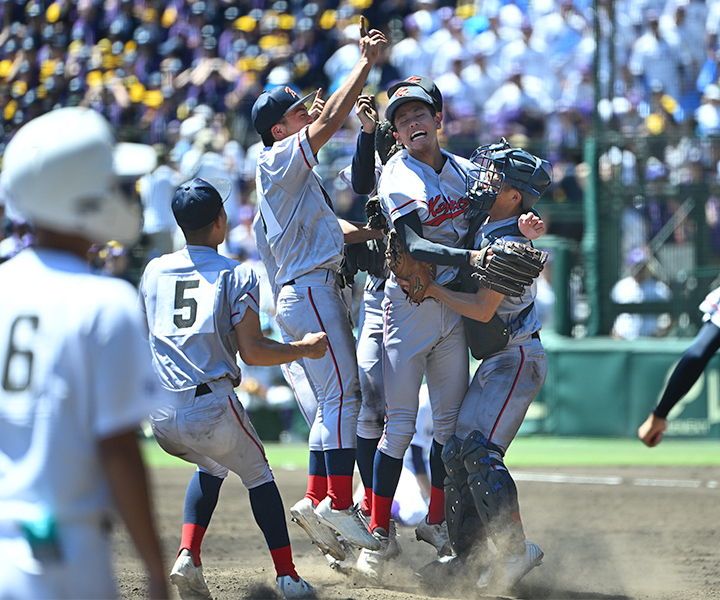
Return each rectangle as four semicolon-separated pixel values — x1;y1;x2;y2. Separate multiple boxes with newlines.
416;140;552;592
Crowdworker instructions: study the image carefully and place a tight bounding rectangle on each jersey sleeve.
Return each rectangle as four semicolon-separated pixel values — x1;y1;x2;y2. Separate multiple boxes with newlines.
378;155;429;224
230;264;260;328
90;281;175;440
258;126;317;182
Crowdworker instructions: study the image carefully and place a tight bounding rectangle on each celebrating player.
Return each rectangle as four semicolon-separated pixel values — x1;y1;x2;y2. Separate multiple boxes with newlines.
139;177;327;599
0;107;171;599
250;18;387;557
419;139;552;592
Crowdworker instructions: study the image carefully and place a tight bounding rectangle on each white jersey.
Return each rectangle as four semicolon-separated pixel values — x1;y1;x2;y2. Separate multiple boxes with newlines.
0;248;170;527
139;245;259;391
255;126;344;285
378;148;472;285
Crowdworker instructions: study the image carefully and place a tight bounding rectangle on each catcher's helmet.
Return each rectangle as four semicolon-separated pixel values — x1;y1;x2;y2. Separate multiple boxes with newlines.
2;107;156;244
467;138;553;213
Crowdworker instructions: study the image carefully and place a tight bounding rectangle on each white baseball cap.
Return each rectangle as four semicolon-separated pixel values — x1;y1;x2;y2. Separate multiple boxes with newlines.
2;107;156;244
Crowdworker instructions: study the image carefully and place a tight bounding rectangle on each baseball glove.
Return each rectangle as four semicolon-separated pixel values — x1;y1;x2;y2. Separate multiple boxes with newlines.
471;240;548;297
364;195;388;232
375;119;402;165
386;229;436;303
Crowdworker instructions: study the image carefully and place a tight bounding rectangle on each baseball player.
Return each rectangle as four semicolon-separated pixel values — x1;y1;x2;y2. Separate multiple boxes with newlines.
639;284;720;446
251;18;387;557
347;78;445;524
416;139;553;592
358;84;545;579
140;178;327;599
0;107;170;599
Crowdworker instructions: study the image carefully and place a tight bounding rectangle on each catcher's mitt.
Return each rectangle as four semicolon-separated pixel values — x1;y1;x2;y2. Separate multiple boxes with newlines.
375;119;402;165
386;229;436;303
471;240;548;297
364;196;388;232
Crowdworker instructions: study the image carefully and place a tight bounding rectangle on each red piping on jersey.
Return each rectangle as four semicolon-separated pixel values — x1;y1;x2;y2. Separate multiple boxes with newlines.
307;287;345;446
227;395;269;464
390;198;423;215
247;290;258;307
489;346;526;442
378;300;392;449
298;127;312;169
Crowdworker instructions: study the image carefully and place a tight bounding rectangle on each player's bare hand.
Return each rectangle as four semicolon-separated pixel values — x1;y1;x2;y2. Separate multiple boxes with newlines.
356;94;378;133
358;16;387;65
308;88;325;122
299;332;328;359
519;212;545;240
638;413;667;447
470;248;493;267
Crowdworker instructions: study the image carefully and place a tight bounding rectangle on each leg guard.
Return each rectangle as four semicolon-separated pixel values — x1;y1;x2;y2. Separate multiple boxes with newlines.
442;435;486;558
461;430;525;556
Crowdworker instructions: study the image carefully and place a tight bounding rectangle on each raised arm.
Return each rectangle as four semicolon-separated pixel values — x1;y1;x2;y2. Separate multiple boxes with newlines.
306;18;386;155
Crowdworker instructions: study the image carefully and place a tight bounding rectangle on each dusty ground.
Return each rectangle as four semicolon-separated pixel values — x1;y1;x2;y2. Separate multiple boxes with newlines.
114;464;720;600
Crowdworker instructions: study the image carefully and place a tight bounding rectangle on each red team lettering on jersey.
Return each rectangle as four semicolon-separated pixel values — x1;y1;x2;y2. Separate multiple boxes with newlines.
425;193;469;226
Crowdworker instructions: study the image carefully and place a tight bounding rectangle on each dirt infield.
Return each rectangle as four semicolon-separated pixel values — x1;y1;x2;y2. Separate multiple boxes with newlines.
114;464;719;600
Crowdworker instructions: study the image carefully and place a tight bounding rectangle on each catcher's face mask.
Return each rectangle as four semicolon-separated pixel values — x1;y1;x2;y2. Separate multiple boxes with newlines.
466;139;511;215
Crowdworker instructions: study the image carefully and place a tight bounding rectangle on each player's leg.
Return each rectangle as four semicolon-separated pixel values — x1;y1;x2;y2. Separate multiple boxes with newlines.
457;341;548;590
276;282;377;550
356;288;386;515
415;308;469;554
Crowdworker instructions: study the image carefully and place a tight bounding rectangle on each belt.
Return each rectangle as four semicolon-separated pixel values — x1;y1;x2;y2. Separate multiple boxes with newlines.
195;383;211;397
532;331;541;340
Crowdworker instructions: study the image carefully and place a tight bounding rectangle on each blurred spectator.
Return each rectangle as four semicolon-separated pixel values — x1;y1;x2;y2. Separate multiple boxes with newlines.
138;143;181;263
98;240;133;283
0;215;33;263
611;246;673;340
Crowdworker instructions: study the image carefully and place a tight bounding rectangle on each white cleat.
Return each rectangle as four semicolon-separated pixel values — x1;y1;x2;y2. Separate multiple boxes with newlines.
325;538;357;575
356;527;389;581
170;549;212;599
415;517;453;557
498;540;543;590
290;497;346;561
315;497;381;550
276;575;316;599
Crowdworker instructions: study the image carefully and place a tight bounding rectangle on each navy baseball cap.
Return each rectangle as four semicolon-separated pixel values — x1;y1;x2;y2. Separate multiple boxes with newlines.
251;86;316;135
172;177;232;230
387;76;443;112
385;85;436;126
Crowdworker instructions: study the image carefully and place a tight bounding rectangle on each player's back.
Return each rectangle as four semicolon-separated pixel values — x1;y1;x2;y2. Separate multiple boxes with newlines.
0;247;160;522
140;245;259;391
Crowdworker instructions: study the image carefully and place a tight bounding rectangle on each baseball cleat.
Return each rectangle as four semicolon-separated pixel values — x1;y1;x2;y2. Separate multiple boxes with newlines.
315;497;381;550
170;549;213;599
498;540;543;590
415;516;453;557
385;519;402;560
356;527;389;581
325;537;357;575
276;575;316;599
290;497;346;561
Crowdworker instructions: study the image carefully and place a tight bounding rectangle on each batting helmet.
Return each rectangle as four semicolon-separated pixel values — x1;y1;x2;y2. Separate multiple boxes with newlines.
2;107;156;244
467;138;553;213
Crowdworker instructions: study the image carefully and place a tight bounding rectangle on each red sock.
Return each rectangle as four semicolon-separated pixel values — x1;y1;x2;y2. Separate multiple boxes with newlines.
360;487;373;516
179;523;207;566
326;474;353;510
427;486;445;525
305;474;327;507
270;545;299;579
369;494;393;533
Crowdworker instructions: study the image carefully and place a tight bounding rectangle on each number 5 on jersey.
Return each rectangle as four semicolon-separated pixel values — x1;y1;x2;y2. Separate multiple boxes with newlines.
156;274;218;336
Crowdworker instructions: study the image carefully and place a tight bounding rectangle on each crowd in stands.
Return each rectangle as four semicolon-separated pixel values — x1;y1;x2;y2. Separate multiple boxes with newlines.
5;0;720;340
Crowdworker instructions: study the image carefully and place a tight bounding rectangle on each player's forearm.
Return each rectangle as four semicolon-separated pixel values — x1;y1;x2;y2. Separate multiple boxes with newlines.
239;337;311;366
426;281;502;322
396;215;470;266
339;218;384;243
99;432;168;596
351;131;377;195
